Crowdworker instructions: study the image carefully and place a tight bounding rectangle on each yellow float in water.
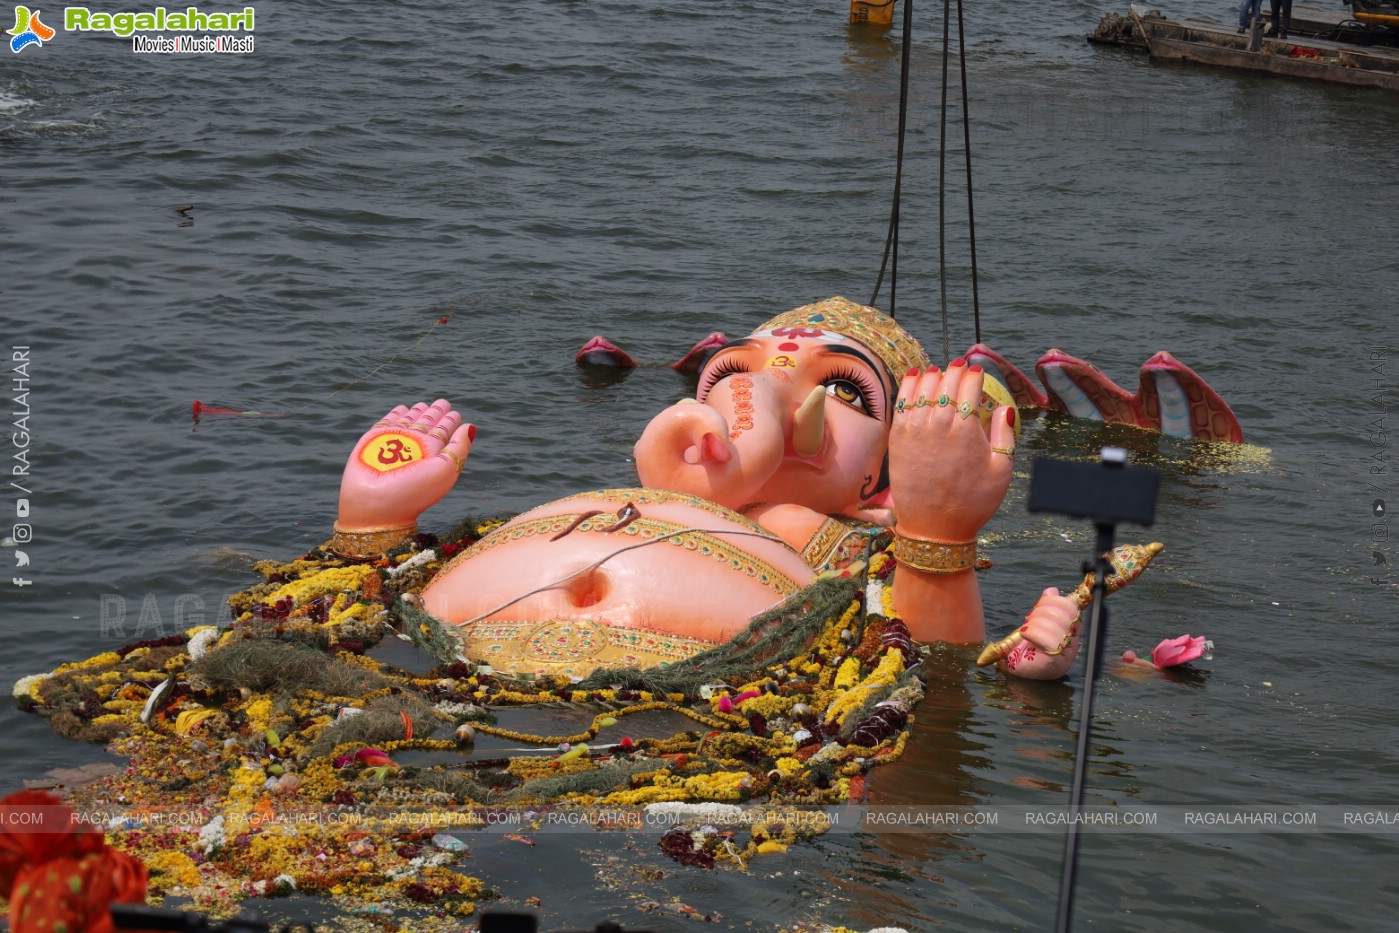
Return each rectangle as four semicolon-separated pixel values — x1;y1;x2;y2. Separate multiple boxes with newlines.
850;0;896;27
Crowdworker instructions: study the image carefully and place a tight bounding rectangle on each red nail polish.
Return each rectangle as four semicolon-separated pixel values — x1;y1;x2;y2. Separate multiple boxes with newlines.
968;364;982;373
905;367;920;379
951;357;967;367
1004;408;1015;425
467;424;477;441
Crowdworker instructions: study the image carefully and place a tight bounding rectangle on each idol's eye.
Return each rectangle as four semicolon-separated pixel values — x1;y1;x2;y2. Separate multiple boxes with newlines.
698;357;752;400
823;366;881;417
827;380;865;410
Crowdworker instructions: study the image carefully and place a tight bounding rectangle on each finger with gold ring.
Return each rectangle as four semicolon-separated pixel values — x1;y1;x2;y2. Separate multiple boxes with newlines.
957;401;975;419
915;395;929;408
896;398;909;414
938;394;951;407
428;427;450;441
442;449;465;473
991;445;1015;457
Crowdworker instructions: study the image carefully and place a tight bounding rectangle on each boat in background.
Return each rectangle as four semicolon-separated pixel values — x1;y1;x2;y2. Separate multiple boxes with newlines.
1092;3;1399;48
1352;0;1399;28
1114;4;1399;90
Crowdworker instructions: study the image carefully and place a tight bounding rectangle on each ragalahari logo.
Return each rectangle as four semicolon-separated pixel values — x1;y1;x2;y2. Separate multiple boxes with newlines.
8;5;55;52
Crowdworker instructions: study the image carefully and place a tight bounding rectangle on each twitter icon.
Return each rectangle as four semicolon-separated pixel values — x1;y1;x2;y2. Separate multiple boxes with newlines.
14;550;28;567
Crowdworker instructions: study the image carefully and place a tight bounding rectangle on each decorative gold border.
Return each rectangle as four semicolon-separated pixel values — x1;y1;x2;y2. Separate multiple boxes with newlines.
554;487;769;533
800;516;869;572
891;531;976;574
327;523;417;559
461;617;720;677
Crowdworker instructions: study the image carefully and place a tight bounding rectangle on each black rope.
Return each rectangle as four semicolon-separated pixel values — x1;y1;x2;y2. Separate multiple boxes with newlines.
938;0;952;363
956;0;982;345
870;0;984;345
869;0;915;318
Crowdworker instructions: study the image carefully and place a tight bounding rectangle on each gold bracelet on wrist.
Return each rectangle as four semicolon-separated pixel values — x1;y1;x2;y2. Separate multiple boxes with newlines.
328;523;417;559
891;528;977;574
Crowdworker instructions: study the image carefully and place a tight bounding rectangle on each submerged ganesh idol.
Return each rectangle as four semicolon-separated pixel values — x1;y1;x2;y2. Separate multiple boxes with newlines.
330;298;1081;679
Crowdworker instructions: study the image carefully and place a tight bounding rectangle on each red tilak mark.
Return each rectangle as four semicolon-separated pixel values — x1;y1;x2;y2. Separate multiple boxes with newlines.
778;342;800;352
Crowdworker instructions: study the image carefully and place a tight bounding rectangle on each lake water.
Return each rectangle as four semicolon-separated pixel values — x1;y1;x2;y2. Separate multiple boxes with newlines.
2;1;1396;930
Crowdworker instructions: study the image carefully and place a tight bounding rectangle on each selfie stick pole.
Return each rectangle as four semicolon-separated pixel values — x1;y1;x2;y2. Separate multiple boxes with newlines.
1053;520;1115;933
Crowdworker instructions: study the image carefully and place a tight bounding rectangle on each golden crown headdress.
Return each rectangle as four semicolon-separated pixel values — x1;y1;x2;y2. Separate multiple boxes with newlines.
752;296;929;380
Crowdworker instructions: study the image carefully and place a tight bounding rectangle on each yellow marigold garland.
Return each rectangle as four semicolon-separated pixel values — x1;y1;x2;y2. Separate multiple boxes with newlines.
14;529;928;919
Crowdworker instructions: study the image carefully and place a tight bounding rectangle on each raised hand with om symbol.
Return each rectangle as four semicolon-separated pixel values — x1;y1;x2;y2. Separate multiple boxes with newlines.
336;399;475;532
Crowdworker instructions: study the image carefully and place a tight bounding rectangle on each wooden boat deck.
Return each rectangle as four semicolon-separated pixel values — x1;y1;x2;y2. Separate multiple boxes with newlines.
1139;11;1399;88
1090;4;1398;53
1091;6;1399;89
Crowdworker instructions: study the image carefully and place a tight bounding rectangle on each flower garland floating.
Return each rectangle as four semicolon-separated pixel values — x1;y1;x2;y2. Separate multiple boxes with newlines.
9;521;927;925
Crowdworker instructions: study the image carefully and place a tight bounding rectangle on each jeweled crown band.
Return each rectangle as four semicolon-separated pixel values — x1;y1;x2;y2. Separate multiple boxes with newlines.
329;523;417;560
753;296;929;382
891;529;977;574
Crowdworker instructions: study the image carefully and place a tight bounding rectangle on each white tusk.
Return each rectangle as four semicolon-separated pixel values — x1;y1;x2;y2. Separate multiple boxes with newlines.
792;385;826;457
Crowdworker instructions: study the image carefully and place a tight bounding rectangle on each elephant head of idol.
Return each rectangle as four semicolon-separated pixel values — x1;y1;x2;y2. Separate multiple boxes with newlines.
634;297;932;517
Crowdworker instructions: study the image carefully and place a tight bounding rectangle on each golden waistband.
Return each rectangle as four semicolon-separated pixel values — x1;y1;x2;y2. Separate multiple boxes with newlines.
461;617;719;679
554;487;771;534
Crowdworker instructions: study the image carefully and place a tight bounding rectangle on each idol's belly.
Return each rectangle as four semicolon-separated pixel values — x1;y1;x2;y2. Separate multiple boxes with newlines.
420;490;815;653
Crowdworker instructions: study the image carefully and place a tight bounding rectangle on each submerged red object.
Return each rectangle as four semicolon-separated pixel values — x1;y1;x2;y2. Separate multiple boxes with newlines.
1035;348;1244;442
1036;348;1143;426
671;331;729;373
963;346;1243;442
1137;351;1244;443
574;336;638;368
192;401;245;417
192;401;286;425
965;343;1050;409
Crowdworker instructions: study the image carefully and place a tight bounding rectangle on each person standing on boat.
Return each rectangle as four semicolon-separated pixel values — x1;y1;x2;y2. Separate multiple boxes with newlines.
1265;0;1291;37
1237;0;1263;32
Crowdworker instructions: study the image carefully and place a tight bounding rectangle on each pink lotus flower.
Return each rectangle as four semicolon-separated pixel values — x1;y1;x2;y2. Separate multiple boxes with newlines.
1149;634;1212;667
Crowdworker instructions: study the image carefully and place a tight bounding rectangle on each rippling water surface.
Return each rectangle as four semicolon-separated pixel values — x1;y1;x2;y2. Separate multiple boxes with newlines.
2;1;1396;930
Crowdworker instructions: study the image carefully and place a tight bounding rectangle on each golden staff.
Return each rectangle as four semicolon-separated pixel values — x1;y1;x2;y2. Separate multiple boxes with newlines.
975;542;1164;666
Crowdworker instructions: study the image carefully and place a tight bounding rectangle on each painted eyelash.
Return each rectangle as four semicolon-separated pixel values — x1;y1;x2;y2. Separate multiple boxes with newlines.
699;358;752;398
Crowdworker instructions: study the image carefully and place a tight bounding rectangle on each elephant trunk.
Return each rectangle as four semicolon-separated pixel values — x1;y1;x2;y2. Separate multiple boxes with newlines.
633;374;787;511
